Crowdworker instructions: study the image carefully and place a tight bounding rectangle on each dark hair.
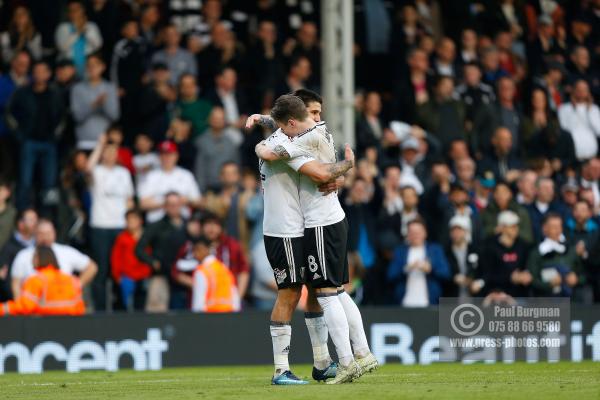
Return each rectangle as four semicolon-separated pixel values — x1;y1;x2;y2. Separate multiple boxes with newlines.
15;207;36;228
200;212;222;226
164;191;181;201
407;217;427;229
125;208;142;219
289;55;309;71
192;235;212;248
34;246;59;269
87;52;104;64
542;212;563;225
291;88;322;106
270;94;308;123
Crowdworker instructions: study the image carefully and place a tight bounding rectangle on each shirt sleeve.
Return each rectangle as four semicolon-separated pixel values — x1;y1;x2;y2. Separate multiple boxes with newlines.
10;249;32;280
285;155;315;171
63;246;91;272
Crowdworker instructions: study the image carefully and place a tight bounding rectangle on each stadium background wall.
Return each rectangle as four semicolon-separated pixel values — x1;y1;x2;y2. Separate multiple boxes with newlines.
1;307;600;373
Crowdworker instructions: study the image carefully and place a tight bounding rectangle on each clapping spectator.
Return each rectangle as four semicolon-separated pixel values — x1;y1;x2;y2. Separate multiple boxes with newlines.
71;54;120;150
0;6;42;66
55;0;103;77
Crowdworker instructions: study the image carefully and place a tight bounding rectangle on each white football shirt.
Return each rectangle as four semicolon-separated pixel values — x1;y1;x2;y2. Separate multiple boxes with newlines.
260;130;312;237
281;122;346;228
11;243;91;280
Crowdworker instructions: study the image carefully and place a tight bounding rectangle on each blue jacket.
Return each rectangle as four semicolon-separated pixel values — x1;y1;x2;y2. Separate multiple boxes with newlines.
387;242;451;305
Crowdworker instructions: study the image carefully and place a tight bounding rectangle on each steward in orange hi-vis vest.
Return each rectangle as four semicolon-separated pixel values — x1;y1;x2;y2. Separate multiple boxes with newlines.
0;246;85;316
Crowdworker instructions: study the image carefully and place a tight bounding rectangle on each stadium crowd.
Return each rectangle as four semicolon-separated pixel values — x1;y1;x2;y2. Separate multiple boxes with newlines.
0;0;600;314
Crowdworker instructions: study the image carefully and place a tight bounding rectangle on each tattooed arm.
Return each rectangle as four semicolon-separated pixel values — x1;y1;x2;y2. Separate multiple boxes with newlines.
298;144;355;184
255;141;290;161
246;114;278;131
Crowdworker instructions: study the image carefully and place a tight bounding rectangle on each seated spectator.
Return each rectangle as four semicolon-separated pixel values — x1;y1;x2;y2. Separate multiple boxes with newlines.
151;24;197;85
111;209;151;311
71;54;119;150
0;6;42;66
387;218;451;306
201;213;250;300
444;215;478;298
526;213;582;297
138;140;201;223
558;80;600;161
0;246;85;316
194;108;240;191
481;180;533;243
0;208;37;301
185;236;241;313
55;0;102;77
416;75;466;150
0;182;16;249
478;127;523;184
86;133;134;311
565;200;598;246
471;210;532;297
132;133;160;187
137;62;177;140
135;192;188;312
172;74;212;137
531;177;567;238
11;219;97;299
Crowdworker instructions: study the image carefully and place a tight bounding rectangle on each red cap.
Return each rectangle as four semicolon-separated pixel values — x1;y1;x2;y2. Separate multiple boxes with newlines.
158;140;178;154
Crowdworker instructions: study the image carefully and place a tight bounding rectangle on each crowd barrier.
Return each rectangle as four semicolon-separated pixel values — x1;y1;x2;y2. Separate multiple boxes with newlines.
1;306;599;373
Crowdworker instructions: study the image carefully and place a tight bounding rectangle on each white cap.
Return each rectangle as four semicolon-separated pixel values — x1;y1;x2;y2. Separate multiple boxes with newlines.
497;210;520;226
449;215;471;231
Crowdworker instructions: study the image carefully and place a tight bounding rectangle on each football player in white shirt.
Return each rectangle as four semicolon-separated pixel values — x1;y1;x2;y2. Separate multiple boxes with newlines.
255;94;378;384
11;219;97;299
138;140;202;223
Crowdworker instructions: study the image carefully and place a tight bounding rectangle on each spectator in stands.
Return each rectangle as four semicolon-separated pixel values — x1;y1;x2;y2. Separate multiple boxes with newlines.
139;4;160;53
377;165;403;241
0;6;42;66
71;54;119;150
454;62;495;132
105;125;133;173
0;246;85;316
565;200;598;246
481;180;533;243
472;210;532;297
10;219;97;299
171;215;204;309
8;61;64;210
345;178;381;270
522;88;576;169
136;192;187;312
356;91;385;157
86;133;134;311
526;213;582;297
111;209;151;311
132;133;159;187
165;117;196;171
201;213;250;300
579;221;600;302
527;177;566;243
458;29;478;65
275;55;312;98
187;0;231;51
567;45;599;102
444;215;478;298
533;61;566;112
88;0;118;65
394;48;432;124
0;51;30;181
455;157;477;193
55;0;103;77
516;170;538;206
172;74;212;137
480;46;508;87
442;183;481;245
137;62;176;140
194;108;240;191
151;24;197;85
0;182;16;250
110;19;145;133
579;158;600;210
387;218;451;306
479;127;523;184
416;75;466;150
138;140;201;223
527;14;565;76
283;21;321;88
185;236;241;313
432;37;458;78
558;80;600;161
0;208;37;301
248;20;285;107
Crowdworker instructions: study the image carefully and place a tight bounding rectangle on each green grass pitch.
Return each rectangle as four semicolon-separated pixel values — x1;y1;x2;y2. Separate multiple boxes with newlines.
1;361;599;400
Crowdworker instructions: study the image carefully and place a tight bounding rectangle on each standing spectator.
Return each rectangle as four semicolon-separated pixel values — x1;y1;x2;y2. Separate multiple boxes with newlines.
86;134;134;311
527;177;566;243
0;6;42;66
526;213;582;297
10;219;97;299
139;4;160;53
394;48;432;124
247;21;285;108
480;46;509;87
132;133;160;187
110;19;145;134
138;140;201;223
0;208;37;301
471;210;532;297
195;23;244;90
8;61;64;210
481;181;533;243
194;107;240;191
151;24;197;85
283;21;321;88
201;213;250;301
111;209;151;311
356;91;385;157
137;62;176;140
579;158;600;210
0;182;16;250
387;219;451;306
454;62;495;132
88;0;118;65
478;127;523;184
565;200;598;246
442;183;481;245
432;37;458;78
172;74;212;137
0;51;30;181
165;118;196;171
274;55;312;98
516;170;538;206
55;0;103;77
135;192;187;312
71;54;120;150
558;80;600;161
527;14;565;76
567;46;599;102
444;215;478;298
